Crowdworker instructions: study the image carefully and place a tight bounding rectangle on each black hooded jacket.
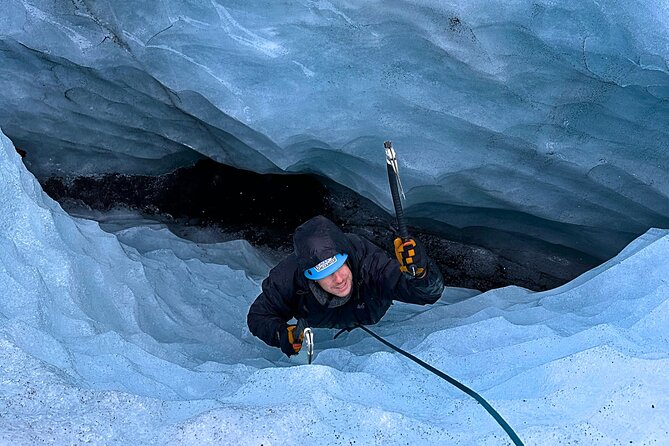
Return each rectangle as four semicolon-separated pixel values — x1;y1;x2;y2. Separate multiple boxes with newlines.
247;216;444;348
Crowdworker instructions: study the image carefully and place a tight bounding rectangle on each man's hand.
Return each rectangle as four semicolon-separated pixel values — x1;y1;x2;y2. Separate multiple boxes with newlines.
394;237;427;278
278;324;303;357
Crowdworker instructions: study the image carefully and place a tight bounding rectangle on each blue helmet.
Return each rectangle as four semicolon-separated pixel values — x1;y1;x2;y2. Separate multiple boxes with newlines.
304;253;348;280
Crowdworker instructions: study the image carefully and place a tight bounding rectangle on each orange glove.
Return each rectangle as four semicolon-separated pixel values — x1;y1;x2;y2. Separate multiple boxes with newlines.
279;324;303;356
394;237;427;278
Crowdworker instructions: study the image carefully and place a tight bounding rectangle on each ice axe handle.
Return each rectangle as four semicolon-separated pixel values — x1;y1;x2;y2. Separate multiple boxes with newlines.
388;168;409;240
384;141;417;277
384;141;409;241
295;319;314;364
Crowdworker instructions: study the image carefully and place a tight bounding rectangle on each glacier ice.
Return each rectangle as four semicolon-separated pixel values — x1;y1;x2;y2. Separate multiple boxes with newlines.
1;0;669;262
1;126;669;444
2;0;669;440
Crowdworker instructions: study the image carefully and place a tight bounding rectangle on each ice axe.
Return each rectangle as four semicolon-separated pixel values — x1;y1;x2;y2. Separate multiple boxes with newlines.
294;318;314;364
384;141;418;277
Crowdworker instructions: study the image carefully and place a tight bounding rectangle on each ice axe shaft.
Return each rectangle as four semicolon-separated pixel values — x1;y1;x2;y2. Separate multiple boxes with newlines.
295;318;314;364
384;141;417;276
303;328;314;364
384;141;409;240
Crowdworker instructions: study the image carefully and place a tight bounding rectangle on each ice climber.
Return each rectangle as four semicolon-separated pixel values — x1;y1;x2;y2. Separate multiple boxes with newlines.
247;215;445;357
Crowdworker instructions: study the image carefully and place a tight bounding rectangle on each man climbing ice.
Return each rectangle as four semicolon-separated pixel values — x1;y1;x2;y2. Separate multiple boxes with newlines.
247;215;445;357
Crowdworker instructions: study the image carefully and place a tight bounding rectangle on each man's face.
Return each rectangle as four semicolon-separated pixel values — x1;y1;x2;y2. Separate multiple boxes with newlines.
317;263;353;298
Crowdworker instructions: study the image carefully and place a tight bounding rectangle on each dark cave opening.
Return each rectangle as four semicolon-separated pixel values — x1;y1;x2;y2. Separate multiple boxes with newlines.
39;158;598;292
43;158;330;249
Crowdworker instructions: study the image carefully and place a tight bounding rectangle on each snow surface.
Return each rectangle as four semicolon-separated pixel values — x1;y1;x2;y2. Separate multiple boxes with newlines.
1;128;668;445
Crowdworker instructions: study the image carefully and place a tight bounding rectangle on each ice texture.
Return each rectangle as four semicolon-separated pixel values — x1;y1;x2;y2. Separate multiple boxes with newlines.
1;127;668;444
1;1;669;260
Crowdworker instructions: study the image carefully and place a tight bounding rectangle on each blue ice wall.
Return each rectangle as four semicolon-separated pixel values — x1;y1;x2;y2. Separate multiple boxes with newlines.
1;1;669;257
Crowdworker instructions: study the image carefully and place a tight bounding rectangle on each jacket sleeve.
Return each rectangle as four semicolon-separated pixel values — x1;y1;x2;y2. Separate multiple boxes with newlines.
391;257;445;305
357;236;444;306
246;262;300;347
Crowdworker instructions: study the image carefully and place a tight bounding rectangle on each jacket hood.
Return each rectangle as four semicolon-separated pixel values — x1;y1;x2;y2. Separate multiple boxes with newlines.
293;216;353;273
